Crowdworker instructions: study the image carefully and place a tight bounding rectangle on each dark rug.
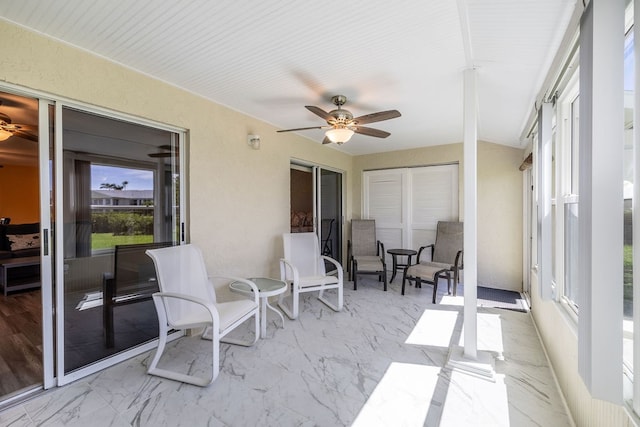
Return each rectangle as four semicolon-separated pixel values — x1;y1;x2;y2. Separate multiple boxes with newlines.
477;286;528;313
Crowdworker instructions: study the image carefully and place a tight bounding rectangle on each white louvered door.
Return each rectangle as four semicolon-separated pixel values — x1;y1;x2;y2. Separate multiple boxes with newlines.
363;164;458;262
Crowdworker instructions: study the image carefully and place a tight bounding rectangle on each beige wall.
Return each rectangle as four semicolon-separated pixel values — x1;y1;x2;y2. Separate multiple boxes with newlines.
353;141;524;291
530;272;634;426
1;20;353;278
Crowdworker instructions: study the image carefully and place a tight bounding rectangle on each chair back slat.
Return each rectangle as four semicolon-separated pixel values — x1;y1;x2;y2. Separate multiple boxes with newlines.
283;233;325;278
351;219;377;256
433;221;463;264
146;244;214;325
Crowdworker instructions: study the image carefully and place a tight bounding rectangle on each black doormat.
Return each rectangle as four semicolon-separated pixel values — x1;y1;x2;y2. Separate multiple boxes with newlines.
477;286;528;313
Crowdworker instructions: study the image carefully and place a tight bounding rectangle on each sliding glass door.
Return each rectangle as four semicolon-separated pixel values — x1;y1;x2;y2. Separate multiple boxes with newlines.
290;162;343;265
55;105;185;384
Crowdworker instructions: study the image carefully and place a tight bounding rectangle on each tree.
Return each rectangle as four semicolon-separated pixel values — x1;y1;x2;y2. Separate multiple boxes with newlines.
100;181;128;190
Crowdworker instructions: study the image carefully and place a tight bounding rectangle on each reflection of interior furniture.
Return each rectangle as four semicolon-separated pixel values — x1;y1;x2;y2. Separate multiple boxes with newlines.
0;256;40;296
146;244;259;386
402;221;463;302
387;248;417;283
0;222;41;292
348;219;387;291
0;222;41;260
0;217;10;224
279;232;343;319
103;241;172;348
290;210;314;232
321;218;335;256
230;277;287;339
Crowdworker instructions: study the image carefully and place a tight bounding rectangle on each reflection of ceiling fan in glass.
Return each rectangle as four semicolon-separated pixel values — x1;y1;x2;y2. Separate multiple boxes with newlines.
277;95;401;144
0;112;36;142
148;145;179;158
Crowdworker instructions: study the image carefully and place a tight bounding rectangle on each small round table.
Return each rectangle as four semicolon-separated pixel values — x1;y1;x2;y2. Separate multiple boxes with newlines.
387;249;418;282
229;277;287;339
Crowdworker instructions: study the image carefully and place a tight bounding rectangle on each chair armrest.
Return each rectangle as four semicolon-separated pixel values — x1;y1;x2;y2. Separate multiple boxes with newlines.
376;240;385;257
279;258;300;285
455;250;463;269
210;276;259;305
321;255;344;282
416;244;435;263
152;291;220;326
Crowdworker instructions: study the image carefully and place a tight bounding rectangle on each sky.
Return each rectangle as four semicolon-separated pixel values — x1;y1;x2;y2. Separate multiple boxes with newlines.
91;164;153;190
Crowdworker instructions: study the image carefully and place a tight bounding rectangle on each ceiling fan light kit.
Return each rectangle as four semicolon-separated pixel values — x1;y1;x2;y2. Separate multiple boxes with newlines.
325;127;354;144
276;94;401;145
0;129;12;141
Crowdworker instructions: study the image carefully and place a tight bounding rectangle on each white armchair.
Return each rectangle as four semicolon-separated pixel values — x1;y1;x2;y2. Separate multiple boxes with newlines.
145;244;259;386
278;232;343;319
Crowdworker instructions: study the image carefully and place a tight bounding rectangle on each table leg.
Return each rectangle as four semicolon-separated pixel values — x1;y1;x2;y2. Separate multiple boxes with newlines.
1;265;6;296
260;297;267;339
265;298;285;330
390;255;398;282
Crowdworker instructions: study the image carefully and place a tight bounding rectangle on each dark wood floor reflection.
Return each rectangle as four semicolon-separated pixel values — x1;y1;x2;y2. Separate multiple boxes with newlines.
0;289;42;396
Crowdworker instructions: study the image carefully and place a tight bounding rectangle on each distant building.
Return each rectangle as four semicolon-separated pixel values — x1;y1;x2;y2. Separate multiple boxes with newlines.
91;190;153;211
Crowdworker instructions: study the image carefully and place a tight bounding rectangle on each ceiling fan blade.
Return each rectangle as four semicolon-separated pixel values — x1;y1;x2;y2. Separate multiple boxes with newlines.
322;136;332;144
277;126;325;133
305;106;333;121
148;152;172;158
352;110;401;125
12;129;38;142
352;126;391;138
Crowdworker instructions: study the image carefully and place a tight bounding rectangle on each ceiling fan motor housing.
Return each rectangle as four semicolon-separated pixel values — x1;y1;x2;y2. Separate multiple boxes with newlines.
328;109;353;126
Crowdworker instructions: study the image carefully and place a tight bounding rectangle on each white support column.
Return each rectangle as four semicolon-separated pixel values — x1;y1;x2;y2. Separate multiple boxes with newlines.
463;68;478;360
447;68;495;380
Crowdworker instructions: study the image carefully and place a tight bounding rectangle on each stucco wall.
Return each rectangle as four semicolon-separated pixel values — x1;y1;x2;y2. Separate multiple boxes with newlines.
0;20;353;278
353;141;524;291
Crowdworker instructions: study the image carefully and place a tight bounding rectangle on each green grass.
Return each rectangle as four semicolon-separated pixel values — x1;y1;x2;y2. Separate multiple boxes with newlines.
91;233;153;250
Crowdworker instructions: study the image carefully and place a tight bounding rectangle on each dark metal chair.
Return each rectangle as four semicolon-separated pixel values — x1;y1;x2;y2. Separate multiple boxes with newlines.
402;221;463;303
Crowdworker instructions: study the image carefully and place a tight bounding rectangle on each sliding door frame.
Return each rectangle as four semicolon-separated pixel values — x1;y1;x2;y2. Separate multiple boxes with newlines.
53;101;188;386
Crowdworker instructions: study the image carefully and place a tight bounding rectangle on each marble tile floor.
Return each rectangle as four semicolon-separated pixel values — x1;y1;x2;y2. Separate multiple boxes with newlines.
0;277;572;426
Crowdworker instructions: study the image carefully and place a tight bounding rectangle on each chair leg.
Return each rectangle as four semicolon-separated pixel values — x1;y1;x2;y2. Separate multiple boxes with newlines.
383;269;388;291
353;271;358;290
147;296;215;386
453;269;458;296
432;274;438;304
318;285;343;312
278;286;299;320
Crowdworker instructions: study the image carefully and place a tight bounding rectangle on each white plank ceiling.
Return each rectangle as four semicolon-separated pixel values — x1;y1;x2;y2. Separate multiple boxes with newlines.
0;0;576;155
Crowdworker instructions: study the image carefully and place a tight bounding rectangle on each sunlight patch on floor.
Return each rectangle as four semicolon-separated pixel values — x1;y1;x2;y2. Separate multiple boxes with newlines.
351;362;441;427
405;308;459;347
440;371;510;427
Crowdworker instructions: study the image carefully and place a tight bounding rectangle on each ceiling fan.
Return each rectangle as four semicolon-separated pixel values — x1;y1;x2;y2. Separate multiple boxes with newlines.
0;112;37;142
277;95;401;144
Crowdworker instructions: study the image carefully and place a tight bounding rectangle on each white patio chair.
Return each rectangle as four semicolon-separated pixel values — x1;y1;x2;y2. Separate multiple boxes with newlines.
145;244;259;386
278;232;343;319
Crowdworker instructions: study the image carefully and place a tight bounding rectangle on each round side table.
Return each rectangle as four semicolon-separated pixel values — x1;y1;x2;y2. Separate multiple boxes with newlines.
387;249;418;282
229;277;287;339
